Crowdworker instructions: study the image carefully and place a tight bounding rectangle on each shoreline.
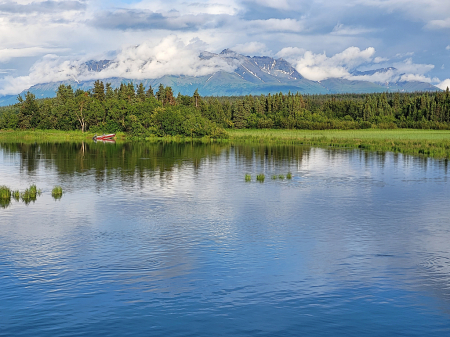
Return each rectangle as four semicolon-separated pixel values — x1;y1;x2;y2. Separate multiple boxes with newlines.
2;129;450;159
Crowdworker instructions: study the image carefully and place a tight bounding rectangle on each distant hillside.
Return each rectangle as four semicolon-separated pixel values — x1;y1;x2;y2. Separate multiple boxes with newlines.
0;50;441;106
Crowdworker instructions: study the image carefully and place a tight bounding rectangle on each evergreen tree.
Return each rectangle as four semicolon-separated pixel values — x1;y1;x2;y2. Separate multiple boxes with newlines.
156;84;165;103
93;80;105;101
193;89;201;108
136;83;146;102
146;86;154;98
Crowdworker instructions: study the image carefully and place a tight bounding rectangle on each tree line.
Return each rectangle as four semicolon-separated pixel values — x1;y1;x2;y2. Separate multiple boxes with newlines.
1;81;450;136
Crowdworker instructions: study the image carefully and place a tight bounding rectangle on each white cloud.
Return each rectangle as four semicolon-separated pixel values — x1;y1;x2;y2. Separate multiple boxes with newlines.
245;19;304;33
395;52;414;58
354;0;450;24
276;45;440;84
0;47;69;63
0;36;237;95
331;23;377;35
275;47;306;59
374;56;389;63
98;36;234;79
393;58;434;74
437;79;450;90
425;19;450;30
350;69;397;83
278;46;375;81
399;73;434;83
245;0;291;10
446;45;450;50
232;42;270;56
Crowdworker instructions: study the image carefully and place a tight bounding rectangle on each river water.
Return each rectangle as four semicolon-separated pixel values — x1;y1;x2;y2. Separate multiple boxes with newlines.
1;141;450;336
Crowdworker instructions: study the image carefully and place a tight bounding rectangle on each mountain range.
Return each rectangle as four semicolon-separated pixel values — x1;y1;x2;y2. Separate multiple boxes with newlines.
0;49;440;106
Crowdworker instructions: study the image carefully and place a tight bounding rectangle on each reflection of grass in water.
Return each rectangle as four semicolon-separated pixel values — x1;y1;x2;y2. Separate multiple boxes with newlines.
256;174;265;182
12;190;20;201
52;186;63;200
21;185;41;204
245;174;251;182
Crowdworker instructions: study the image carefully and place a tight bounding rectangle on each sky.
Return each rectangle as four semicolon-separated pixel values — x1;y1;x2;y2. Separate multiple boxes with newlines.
0;0;450;95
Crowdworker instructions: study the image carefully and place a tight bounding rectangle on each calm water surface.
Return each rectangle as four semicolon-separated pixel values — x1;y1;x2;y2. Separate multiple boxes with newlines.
1;142;450;336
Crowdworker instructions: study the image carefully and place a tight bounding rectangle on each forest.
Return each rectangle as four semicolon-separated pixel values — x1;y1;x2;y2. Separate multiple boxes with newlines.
1;80;450;138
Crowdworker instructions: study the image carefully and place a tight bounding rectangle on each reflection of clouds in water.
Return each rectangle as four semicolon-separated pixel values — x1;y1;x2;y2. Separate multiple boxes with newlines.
1;143;450;306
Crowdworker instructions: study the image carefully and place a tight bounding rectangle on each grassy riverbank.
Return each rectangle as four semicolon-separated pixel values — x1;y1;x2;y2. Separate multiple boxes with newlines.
228;129;450;158
0;130;127;142
2;129;450;158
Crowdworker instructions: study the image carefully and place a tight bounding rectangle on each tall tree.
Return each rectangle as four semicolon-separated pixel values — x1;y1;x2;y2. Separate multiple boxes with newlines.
18;92;40;129
93;80;105;101
156;84;165;103
136;83;146;102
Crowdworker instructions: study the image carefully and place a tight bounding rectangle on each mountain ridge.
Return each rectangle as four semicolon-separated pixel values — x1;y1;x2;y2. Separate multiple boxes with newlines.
0;50;440;106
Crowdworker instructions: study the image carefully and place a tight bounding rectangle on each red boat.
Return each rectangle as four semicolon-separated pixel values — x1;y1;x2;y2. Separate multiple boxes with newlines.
93;133;115;141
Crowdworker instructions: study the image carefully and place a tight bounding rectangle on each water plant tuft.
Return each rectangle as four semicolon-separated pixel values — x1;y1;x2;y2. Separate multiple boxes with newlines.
21;184;41;204
271;175;277;180
278;174;285;180
256;173;265;182
52;186;63;200
0;186;12;208
0;185;11;199
286;172;292;179
245;174;251;182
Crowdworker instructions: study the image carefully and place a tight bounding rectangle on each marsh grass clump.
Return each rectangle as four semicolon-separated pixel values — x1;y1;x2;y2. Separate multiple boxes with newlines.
245;174;252;182
278;174;285;180
271;175;277;180
21;184;41;204
0;186;12;208
52;186;63;199
286;172;292;179
0;186;11;200
256;173;265;182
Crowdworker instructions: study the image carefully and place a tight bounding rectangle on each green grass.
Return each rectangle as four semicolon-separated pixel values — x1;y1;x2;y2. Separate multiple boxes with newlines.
228;129;450;141
245;174;251;182
21;184;41;204
52;186;63;199
228;129;450;159
0;185;11;199
5;128;450;159
0;184;44;207
0;130;126;143
256;173;265;182
286;172;292;179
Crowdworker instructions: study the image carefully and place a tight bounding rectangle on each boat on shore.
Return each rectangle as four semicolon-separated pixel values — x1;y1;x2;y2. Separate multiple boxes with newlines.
93;133;115;141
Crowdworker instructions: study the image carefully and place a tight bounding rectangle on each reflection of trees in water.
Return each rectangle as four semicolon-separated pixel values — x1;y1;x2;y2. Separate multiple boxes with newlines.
0;141;227;179
233;144;312;170
1;141;448;183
